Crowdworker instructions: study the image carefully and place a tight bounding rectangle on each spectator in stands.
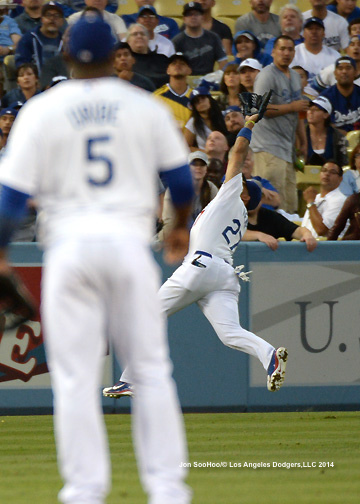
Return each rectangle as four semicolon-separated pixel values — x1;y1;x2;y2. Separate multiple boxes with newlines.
290;17;341;88
121;0;179;40
242;148;280;210
243;181;317;250
172;2;227;76
251;35;308;213
113;41;155;91
205;131;229;168
137;5;175;57
264;4;304;59
197;0;233;55
216;63;242;111
234;0;281;49
302;161;347;238
312;35;360;92
160;150;218;240
223;105;245;148
302;0;349;51
14;0;43;34
349;17;360;36
205;157;223;188
327;0;360;23
184;85;227;150
15;2;64;75
339;143;360;196
1;62;40;107
232;30;272;67
126;23;169;88
239;58;262;92
306;96;348;168
0;0;22;95
67;0;126;39
321;56;360;133
153;52;192;130
0;106;16;145
327;191;360;240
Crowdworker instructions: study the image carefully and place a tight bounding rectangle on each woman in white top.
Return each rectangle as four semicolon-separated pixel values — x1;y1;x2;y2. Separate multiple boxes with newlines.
184;86;227;151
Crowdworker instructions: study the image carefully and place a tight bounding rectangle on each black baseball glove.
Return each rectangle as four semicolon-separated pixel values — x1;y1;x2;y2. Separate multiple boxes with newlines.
239;90;273;121
0;272;37;331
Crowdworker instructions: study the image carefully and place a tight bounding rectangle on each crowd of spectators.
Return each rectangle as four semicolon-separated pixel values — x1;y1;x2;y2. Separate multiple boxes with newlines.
0;0;360;244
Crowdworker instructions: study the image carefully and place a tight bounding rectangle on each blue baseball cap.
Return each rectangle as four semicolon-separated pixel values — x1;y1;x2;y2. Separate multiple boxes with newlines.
223;105;242;117
189;86;211;102
138;5;158;17
246;179;262;210
0;107;17;118
68;14;116;63
304;17;324;29
335;55;356;69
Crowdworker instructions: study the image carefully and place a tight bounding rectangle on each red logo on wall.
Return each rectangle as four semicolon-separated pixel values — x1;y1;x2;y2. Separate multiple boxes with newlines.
0;267;47;382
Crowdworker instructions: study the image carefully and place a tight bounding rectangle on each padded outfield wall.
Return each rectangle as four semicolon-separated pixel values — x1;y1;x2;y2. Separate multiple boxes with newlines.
0;242;359;414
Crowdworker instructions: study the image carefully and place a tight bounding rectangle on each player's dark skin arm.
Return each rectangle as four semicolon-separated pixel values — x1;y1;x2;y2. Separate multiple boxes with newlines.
163;203;192;264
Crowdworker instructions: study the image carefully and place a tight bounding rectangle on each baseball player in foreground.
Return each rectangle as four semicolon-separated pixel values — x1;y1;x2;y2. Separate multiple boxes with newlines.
0;15;195;504
104;103;289;401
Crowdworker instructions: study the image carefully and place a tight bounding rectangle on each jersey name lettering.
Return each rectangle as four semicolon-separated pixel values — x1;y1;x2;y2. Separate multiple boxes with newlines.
67;102;121;129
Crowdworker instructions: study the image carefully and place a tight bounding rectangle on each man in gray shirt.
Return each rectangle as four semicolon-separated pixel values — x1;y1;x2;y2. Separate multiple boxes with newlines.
235;0;281;48
251;35;309;213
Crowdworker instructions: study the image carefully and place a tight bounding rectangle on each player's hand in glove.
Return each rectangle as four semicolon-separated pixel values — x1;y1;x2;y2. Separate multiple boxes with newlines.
0;268;37;331
239;90;273;121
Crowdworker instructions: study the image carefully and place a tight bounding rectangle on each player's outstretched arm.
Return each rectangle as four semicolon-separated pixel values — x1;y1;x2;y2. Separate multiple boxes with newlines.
224;114;258;183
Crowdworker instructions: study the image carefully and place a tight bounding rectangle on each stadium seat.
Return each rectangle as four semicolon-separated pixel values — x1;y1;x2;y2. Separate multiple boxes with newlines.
116;0;138;16
217;16;236;34
212;0;250;19
172;17;183;28
270;0;313;15
156;0;186;17
346;130;360;156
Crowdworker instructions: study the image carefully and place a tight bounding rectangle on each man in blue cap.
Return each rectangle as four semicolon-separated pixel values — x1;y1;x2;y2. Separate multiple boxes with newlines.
0;12;194;504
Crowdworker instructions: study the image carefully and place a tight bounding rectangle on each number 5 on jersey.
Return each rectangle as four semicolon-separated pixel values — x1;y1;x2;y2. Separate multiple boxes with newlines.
87;136;113;186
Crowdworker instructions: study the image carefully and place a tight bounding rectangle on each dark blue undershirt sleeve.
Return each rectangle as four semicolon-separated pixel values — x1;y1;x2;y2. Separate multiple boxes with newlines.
0;185;31;247
160;164;194;206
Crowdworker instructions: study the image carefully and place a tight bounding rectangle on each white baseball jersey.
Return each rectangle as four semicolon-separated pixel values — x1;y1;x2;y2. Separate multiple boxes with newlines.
0;77;189;248
302;10;350;51
290;43;341;83
315;63;360;90
187;174;248;265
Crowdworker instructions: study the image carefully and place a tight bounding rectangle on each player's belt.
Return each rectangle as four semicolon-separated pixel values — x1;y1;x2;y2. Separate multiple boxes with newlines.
194;250;212;258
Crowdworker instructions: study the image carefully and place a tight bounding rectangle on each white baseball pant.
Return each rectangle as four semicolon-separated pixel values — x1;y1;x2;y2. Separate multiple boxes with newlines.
121;251;274;385
42;234;191;504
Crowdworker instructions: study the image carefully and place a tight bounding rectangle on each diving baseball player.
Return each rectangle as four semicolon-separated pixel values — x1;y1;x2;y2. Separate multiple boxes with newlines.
104;111;288;400
0;15;194;504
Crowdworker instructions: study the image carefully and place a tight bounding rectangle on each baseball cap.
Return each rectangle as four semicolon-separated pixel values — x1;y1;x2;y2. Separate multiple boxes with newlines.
223;105;242;117
189;85;211;102
235;31;256;43
138;5;158;17
188;151;209;166
183;2;204;16
41;1;64;17
50;75;68;87
239;58;263;71
9;101;24;110
68;15;116;63
335;56;356;69
0;107;17;118
168;52;191;68
246;179;262;211
303;17;324;29
310;96;332;115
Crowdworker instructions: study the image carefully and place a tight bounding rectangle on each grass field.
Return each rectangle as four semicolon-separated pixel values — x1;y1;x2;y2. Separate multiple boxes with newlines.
0;411;359;504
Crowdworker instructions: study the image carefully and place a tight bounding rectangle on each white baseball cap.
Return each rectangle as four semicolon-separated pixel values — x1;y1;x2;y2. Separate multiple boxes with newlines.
239;58;263;71
188;151;209;165
311;96;332;115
